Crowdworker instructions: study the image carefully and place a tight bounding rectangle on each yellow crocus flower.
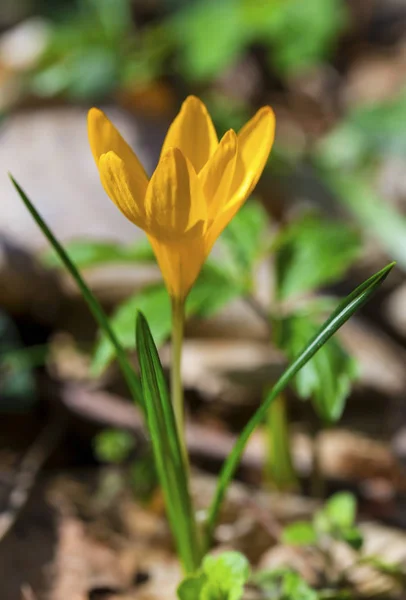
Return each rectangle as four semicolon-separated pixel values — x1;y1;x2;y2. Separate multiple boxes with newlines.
88;96;275;301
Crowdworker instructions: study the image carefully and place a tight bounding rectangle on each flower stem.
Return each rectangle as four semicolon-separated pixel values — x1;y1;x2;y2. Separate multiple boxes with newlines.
171;297;187;461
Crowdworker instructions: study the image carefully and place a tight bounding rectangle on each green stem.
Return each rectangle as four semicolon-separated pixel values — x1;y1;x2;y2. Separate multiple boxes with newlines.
266;394;298;490
171;298;187;461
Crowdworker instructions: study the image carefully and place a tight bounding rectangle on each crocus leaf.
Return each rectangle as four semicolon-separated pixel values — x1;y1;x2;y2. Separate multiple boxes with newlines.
204;262;395;547
136;312;201;573
275;213;361;302
10;176;143;406
277;312;358;423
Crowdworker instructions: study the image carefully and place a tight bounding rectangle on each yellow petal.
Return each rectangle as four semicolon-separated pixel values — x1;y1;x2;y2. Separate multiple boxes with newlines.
232;106;276;198
88;108;148;183
98;151;148;227
144;147;207;241
161;96;218;173
198;129;237;219
205;106;275;250
148;233;207;301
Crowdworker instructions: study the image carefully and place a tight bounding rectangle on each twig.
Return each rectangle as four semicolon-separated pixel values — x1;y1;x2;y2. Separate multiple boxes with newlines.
0;416;66;542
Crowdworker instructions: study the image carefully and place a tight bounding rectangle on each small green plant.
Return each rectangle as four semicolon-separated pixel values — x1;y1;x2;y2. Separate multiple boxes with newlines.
10;108;394;578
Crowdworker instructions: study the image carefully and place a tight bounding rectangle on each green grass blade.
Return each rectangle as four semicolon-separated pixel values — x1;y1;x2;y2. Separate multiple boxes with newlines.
204;262;395;548
10;175;143;406
136;311;201;573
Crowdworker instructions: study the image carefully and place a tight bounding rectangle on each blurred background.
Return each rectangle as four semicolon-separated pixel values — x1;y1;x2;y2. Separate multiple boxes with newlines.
1;0;406;598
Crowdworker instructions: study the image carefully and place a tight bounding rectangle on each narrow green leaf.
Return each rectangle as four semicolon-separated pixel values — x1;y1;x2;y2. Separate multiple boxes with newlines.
10;175;143;406
278;313;358;423
136;312;201;573
204;262;395;548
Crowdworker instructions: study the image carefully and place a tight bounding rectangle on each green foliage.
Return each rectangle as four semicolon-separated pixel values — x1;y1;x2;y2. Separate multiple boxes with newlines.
244;0;347;75
178;552;250;600
136;312;201;572
205;263;394;547
0;311;38;411
92;284;170;376
277;313;358;423
93;262;241;374
219;199;269;287
282;521;318;546
253;568;319;600
93;428;135;463
11;176;143;406
43;238;155;269
317;90;406;168
170;0;347;81
283;492;364;552
319;169;406;271
275;214;361;302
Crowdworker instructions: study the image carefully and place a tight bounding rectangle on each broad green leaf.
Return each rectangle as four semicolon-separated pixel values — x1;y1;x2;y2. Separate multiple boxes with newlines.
202;552;250;600
177;552;250;600
136;312;201;573
275;214;361;301
319;168;406;270
92;263;241;375
244;0;347;75
187;262;243;317
318;90;406;167
325;492;356;529
204;262;395;547
177;573;207;600
11;176;143;406
278;313;358;423
93;429;134;463
170;0;249;81
219;198;269;284
341;526;364;551
43;238;155;269
253;569;319;600
282;521;317;546
92;285;170;376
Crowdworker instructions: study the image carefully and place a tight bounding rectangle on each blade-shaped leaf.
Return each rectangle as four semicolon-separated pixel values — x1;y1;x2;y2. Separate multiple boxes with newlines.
10;175;143;406
136;312;201;573
204;262;395;548
278;313;358;423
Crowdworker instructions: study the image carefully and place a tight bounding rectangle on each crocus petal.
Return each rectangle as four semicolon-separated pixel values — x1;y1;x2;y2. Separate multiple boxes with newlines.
98;151;148;227
231;106;276;199
88;108;148;183
160;96;218;173
204;107;275;251
198;130;237;219
144;147;207;241
148;233;207;301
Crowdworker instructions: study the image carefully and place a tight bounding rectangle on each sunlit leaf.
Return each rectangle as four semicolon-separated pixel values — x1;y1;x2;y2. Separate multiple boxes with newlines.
275;213;361;301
